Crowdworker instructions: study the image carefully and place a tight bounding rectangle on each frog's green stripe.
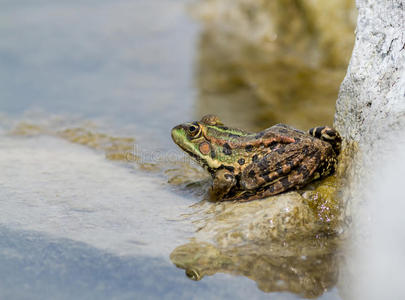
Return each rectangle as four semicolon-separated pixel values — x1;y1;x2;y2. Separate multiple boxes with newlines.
205;125;249;136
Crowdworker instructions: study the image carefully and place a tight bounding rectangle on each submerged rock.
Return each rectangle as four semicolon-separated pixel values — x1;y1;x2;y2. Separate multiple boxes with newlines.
189;191;339;244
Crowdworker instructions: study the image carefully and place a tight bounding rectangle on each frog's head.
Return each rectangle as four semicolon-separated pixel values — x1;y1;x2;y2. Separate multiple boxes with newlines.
171;115;225;170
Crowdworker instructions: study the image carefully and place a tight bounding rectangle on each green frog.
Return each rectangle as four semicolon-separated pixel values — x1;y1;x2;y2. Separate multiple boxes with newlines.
171;115;341;202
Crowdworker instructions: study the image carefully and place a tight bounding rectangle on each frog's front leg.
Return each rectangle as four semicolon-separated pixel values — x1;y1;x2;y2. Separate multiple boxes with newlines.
209;169;237;201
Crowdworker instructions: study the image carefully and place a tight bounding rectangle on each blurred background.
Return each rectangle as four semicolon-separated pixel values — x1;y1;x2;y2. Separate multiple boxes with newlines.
0;0;356;136
0;0;357;299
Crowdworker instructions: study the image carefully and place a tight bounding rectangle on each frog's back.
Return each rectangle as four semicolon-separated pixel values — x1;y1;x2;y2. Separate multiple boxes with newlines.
264;123;341;155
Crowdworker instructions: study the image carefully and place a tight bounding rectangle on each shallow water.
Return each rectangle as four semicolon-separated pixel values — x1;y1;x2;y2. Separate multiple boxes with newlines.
0;0;197;149
0;1;348;299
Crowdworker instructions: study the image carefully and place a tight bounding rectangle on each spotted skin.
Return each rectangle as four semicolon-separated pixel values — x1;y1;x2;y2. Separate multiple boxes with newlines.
171;115;341;202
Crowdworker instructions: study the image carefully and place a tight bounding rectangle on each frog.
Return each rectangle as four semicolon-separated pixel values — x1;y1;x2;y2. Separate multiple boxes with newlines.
171;115;341;202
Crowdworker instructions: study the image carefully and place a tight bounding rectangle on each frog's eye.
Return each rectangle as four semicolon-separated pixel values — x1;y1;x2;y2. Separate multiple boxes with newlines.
187;123;201;138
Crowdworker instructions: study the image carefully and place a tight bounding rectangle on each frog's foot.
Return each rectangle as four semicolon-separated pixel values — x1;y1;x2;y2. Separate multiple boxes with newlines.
209;169;236;201
308;126;342;155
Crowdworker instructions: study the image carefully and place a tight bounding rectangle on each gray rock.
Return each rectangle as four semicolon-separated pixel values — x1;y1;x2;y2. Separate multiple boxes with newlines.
335;2;405;298
335;1;404;142
334;0;405;218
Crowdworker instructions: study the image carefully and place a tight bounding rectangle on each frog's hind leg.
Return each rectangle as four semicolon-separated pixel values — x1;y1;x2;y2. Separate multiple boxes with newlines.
308;126;342;155
233;155;320;202
233;173;301;202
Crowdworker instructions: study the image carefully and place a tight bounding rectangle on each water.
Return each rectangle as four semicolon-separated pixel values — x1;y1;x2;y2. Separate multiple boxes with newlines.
0;1;346;299
0;0;197;148
0;227;276;300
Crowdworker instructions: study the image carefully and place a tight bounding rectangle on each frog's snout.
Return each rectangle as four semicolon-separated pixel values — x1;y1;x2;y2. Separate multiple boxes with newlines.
171;125;184;144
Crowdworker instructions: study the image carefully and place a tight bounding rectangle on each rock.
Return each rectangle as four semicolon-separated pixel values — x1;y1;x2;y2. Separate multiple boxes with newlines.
192;192;323;244
335;1;405;142
334;1;405;299
170;187;344;296
334;0;405;221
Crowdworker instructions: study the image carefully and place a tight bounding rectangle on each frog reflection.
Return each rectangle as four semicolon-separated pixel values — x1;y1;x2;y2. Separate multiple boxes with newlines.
170;239;339;298
168;188;342;298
